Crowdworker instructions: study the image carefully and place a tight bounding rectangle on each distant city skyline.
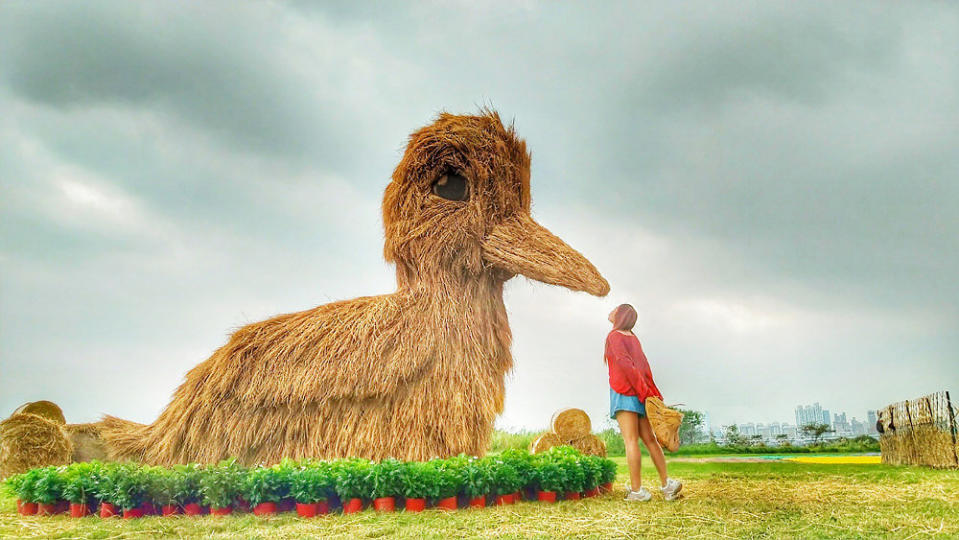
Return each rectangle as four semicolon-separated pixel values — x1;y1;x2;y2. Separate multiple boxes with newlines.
707;401;880;441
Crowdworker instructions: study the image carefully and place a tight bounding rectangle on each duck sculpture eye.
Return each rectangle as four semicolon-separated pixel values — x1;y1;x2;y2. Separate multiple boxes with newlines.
432;173;469;202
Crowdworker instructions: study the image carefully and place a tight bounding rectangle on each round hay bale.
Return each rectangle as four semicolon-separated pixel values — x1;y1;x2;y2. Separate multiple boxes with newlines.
529;432;563;454
0;413;73;479
13;400;66;425
550;408;591;441
571;434;607;457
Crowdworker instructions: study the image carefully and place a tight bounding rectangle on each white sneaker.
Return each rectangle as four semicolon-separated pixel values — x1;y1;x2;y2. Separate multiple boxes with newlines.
660;478;683;501
623;482;652;502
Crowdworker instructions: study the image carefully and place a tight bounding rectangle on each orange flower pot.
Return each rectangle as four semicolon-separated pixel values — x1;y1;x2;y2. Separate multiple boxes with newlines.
123;507;144;519
405;498;426;512
37;503;57;516
99;502;117;518
373;497;395;512
537;491;557;503
566;492;581;500
296;502;318;517
343;498;363;514
253;502;277;516
183;502;205;516
210;506;233;516
161;505;179;516
316;500;330;515
585;487;600;497
70;503;90;517
436;496;457;511
469;495;486;508
20;501;38;516
601;482;613;493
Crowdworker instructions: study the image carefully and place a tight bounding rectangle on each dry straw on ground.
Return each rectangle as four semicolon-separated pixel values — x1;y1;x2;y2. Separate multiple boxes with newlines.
571;434;607;457
0;414;72;478
87;110;610;465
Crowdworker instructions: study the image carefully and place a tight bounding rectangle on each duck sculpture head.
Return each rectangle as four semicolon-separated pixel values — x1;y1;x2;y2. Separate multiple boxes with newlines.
383;110;610;297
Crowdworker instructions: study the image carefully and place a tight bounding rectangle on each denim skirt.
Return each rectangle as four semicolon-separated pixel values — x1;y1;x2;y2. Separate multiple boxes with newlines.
609;388;647;419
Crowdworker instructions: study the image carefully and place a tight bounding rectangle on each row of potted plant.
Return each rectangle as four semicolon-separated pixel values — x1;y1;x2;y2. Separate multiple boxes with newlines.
6;447;616;518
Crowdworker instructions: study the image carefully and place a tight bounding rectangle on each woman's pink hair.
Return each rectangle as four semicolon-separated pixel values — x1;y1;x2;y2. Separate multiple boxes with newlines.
611;304;637;332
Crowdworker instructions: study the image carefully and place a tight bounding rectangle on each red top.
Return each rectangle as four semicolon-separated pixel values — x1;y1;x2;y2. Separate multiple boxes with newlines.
605;330;663;401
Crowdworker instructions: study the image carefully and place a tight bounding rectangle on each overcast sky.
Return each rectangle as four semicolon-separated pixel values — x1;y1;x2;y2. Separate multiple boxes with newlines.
1;1;956;434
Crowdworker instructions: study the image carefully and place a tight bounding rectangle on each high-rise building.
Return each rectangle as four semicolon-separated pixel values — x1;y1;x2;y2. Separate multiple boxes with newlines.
822;409;831;427
795;403;824;428
867;411;878;433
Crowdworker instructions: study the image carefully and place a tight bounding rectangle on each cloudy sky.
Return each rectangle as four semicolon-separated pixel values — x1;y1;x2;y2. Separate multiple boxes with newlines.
1;1;956;434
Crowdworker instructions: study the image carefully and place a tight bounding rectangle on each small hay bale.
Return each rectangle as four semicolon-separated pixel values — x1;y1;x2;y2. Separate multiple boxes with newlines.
645;397;684;452
550;408;591;441
529;432;563;454
13;400;66;425
64;423;108;463
571;434;607;457
0;413;72;479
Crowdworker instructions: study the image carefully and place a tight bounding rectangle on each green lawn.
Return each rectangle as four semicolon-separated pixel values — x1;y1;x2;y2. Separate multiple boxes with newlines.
2;457;956;539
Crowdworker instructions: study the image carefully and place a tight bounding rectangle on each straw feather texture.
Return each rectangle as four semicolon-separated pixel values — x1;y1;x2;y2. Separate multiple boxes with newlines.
85;110;610;465
645;397;684;452
13;401;65;425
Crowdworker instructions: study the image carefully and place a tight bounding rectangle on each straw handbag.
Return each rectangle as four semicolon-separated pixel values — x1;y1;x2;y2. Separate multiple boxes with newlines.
645;397;684;452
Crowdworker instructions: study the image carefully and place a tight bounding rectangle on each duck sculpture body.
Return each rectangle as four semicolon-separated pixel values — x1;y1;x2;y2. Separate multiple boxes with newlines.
95;111;610;464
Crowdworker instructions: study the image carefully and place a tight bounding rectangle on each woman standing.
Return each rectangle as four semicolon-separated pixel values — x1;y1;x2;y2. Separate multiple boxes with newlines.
605;304;682;502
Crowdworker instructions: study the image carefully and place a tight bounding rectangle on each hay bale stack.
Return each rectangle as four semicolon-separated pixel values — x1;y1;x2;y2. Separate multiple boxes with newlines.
0;414;72;479
551;408;592;441
571;434;607;457
13;401;66;425
529;432;563;454
530;408;607;457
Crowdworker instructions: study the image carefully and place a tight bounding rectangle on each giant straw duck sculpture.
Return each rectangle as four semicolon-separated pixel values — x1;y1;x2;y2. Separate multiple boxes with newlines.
31;111;611;466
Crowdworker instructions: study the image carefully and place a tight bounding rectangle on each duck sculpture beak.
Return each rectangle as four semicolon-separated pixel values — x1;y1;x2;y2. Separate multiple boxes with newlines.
482;213;610;297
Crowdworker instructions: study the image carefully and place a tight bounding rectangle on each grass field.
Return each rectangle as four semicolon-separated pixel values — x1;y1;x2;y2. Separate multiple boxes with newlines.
2;457;956;539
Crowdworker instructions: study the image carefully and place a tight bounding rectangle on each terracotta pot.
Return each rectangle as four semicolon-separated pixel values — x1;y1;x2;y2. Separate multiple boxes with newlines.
253;502;277;516
123;507;144;519
601;482;613;493
316;500;330;515
469;495;486;508
70;503;90;517
296;502;318;518
37;502;57;516
183;502;205;516
404;497;426;512
99;502;117;518
566;492;581;501
20;501;38;516
436;496;457;511
162;505;179;516
537;491;557;503
343;498;363;514
513;491;523;501
585;487;600;498
210;506;233;516
495;493;514;506
373;497;395;512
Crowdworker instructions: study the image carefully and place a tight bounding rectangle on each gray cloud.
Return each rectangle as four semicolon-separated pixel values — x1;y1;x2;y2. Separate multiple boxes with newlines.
1;1;956;430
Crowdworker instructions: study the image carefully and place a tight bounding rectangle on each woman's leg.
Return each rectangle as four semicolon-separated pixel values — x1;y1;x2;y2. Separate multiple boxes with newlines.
638;416;669;486
615;411;643;491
